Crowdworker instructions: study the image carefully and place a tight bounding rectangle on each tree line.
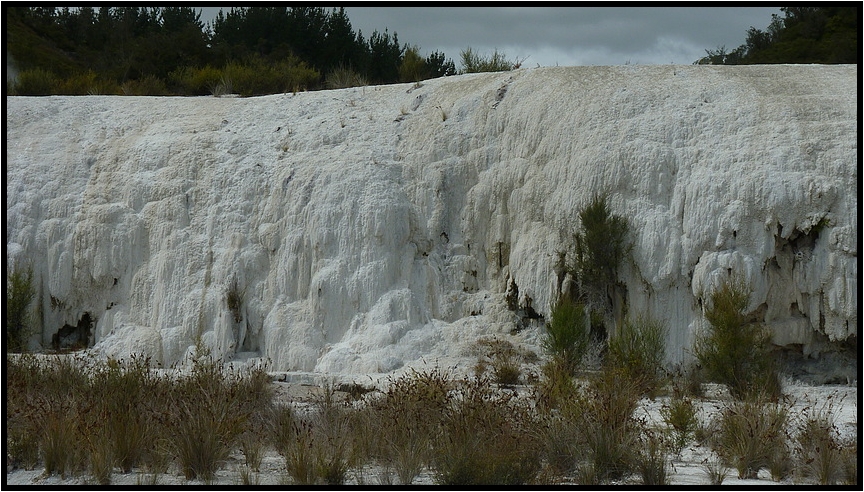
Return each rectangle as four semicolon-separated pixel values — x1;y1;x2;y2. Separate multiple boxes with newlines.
695;6;857;65
7;6;857;96
6;6;457;96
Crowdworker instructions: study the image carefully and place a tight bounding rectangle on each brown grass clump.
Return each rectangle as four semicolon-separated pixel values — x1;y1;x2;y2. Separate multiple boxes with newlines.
429;375;541;485
362;368;452;484
167;349;269;481
793;397;850;485
575;369;644;482
706;392;790;479
472;336;537;386
5;348;275;484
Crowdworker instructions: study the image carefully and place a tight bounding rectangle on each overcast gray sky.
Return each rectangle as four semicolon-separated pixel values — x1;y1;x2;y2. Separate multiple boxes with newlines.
198;6;782;67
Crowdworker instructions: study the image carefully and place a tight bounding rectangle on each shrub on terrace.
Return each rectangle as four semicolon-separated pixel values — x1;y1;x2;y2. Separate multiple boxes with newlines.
693;274;781;400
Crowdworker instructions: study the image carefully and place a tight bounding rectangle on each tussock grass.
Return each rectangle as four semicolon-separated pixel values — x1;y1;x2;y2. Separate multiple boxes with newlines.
534;354;580;412
707;392;790;479
430;375;541;485
363;368;452;484
168;350;267;481
636;429;671;485
702;454;730;485
5;349;275;483
5;347;850;486
472;337;537;386
793;399;849;485
536;367;644;484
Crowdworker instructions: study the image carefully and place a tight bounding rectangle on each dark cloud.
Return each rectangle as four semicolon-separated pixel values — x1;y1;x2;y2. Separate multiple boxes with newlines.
197;6;781;67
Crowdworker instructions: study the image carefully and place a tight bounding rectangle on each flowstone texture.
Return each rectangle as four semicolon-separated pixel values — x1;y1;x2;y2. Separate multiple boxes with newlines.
6;65;857;377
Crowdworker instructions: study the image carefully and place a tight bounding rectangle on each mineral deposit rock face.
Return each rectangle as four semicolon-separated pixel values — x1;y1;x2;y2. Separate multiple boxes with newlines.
6;65;857;377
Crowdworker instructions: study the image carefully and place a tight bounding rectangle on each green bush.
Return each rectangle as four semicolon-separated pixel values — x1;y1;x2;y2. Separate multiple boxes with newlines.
225;56;320;96
693;275;780;400
607;315;667;396
120;75;170;96
274;58;321;93
170;65;223;95
459;47;516;73
6;263;35;353
54;70;98;95
12;68;58;95
398;46;429;82
572;193;630;318
543;297;590;373
661;396;699;457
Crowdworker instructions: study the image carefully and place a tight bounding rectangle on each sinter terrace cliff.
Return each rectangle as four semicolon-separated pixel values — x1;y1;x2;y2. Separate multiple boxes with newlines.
5;65;857;382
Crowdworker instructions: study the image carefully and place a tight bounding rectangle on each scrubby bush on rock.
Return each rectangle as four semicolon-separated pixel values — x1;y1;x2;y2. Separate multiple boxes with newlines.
693;274;781;400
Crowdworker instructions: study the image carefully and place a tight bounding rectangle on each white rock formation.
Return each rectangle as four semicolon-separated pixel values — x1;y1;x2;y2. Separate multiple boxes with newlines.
6;65;857;375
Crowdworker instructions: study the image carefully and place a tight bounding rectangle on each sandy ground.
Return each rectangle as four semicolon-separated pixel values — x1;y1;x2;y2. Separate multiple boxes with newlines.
5;379;857;486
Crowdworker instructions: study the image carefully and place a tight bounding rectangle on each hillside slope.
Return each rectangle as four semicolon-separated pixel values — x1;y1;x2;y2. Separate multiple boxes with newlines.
6;65;857;378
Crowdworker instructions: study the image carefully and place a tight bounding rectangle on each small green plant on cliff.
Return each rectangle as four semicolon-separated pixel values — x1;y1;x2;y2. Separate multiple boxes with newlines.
7;262;35;353
572;193;631;319
225;278;246;323
693;274;780;400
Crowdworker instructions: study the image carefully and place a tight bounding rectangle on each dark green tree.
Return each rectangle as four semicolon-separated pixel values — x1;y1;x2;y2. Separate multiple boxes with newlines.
7;5;454;95
572;193;630;325
320;7;364;74
696;7;857;64
426;50;457;77
365;29;404;84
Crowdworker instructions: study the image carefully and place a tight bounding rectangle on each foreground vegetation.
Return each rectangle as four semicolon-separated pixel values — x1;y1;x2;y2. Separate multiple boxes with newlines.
6;346;856;485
